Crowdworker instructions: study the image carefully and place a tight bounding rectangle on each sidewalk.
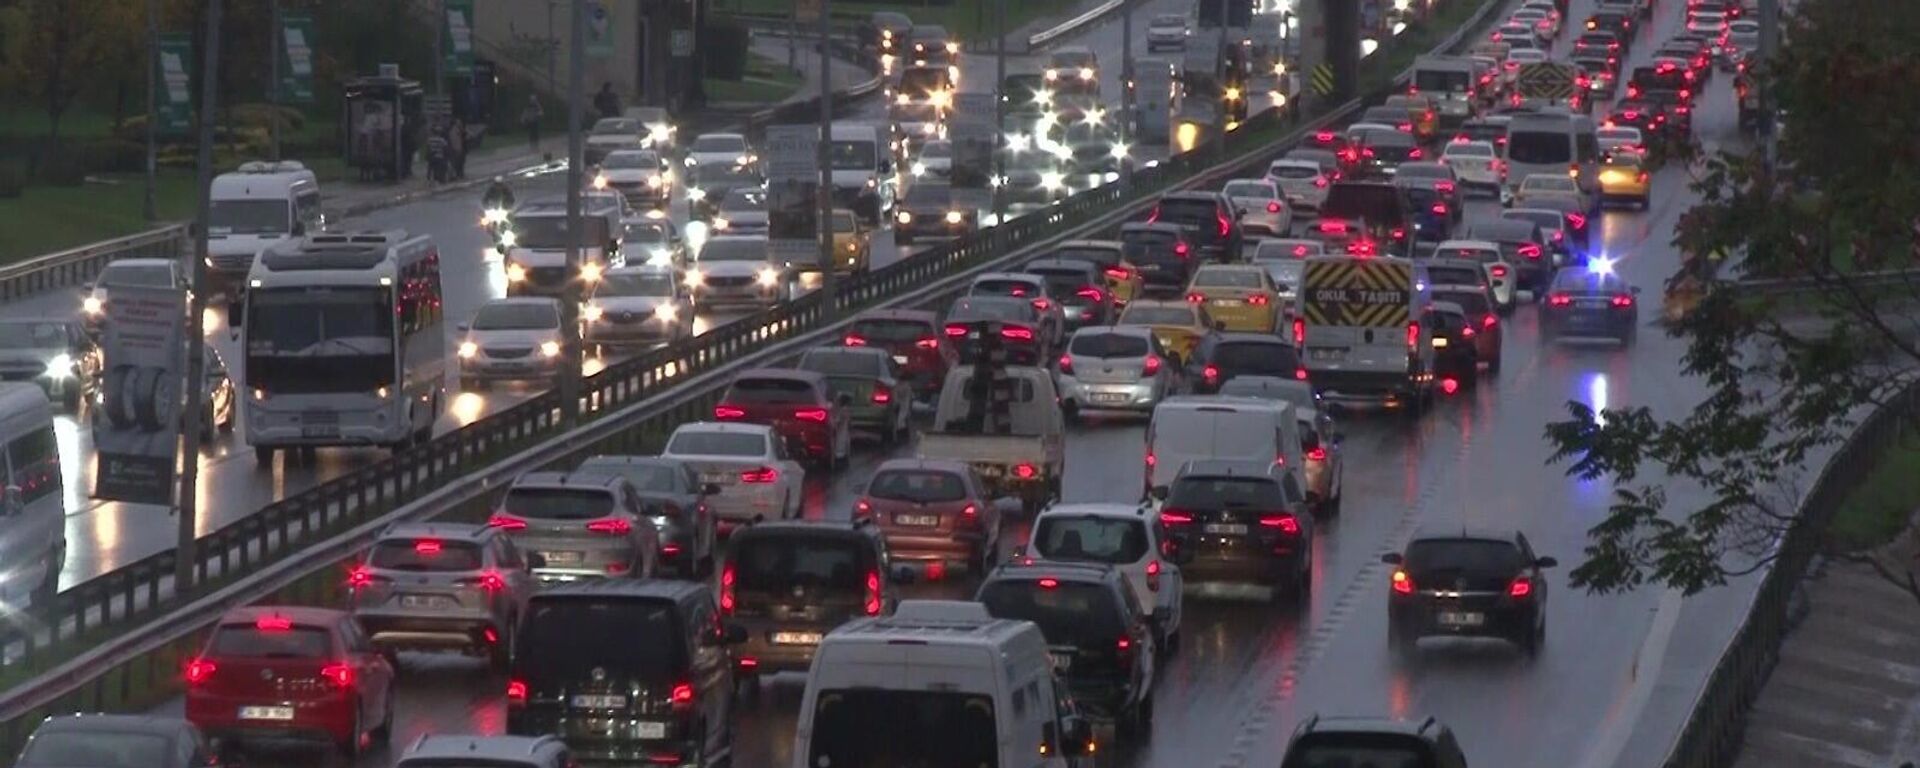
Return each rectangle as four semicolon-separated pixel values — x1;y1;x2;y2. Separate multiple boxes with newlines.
1731;535;1920;768
324;35;874;219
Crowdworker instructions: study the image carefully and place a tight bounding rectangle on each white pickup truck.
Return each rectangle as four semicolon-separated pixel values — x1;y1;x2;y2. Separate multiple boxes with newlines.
916;365;1065;513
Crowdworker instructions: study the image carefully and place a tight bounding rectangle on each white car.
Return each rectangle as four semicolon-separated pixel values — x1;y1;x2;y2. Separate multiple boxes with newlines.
1686;10;1728;35
1726;19;1760;56
81;258;185;337
1435;239;1518;311
581;265;695;348
1146;14;1188;51
1025;502;1185;652
660;421;805;525
1511;173;1591;212
1440;140;1504;194
623;106;677;151
457;297;568;390
1221;178;1292;237
685;132;757;182
913;139;953;179
1264;159;1332;212
1509;9;1557;40
688;234;790;306
585;117;645;164
594;149;673;207
711;187;769;235
1596;126;1644;156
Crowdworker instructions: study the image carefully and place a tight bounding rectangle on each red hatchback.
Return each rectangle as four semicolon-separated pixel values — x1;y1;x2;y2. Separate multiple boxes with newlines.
843;309;956;398
856;458;1009;577
714;368;852;468
184;606;396;758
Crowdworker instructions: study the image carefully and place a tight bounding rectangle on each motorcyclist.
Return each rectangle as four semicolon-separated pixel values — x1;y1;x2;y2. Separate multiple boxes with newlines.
482;176;516;213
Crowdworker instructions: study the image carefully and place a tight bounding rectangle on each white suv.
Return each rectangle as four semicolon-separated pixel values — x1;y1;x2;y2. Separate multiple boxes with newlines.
1021;502;1185;654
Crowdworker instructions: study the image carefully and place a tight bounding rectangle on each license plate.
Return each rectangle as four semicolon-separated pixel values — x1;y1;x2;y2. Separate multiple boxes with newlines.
1090;392;1130;404
301;425;338;438
701;471;735;485
1310;348;1348;362
399;595;456;610
894;514;940;527
635;721;667;739
1050;652;1074;670
1204;523;1248;535
1211;299;1243;307
1437;611;1485;627
238;706;294;721
1138;263;1164;272
892;354;909;364
571;694;627;709
540;551;583;565
773;631;823;645
1577;298;1608;307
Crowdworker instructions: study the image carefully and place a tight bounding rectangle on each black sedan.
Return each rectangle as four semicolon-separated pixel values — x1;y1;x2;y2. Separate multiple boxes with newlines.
895;182;976;245
17;714;219;768
0;319;98;412
1541;266;1640;344
1382;526;1557;658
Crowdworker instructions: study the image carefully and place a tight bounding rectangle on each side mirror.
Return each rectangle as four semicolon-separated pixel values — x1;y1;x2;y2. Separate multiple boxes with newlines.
1536;556;1559;568
721;623;749;645
1148;485;1169;502
526;552;548;570
703;483;722;496
1380;552;1404;565
891;564;917;585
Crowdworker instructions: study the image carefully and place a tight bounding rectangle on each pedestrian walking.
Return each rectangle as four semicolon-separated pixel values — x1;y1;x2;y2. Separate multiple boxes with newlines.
594;82;621;119
450;117;468;179
522;94;545;151
425;123;451;183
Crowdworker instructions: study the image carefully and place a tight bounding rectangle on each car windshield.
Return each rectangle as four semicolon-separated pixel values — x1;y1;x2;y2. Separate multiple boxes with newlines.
17;730;172;768
950;298;1033;323
807;690;998;768
519;597;686;684
593;119;638;135
1523;176;1578;193
906;184;952;204
700;239;766;261
208;199;290;235
1169;475;1283;508
99;264;173;287
721;189;765;211
1154;198;1218;223
972;278;1043;297
726;377;817;404
1033;515;1149;564
1441;245;1502;262
667;430;766;457
1282;734;1441;768
832;213;858;233
1223;180;1275;198
0;322;67;350
502;488;617;520
731;534;870;593
1507;130;1572;163
599;272;676;297
1256;241;1322;259
1052;50;1095;68
977;579;1126;643
829;140;876;170
626;222;673;243
1121;306;1195;326
1397;164;1449;181
799;350;882;377
1051;247;1121;269
849;317;933;342
602;151;658;168
1153;14;1184;24
1193;269;1262;288
1258;259;1307;287
1321;184;1401;221
472;302;557;331
369;539;484;571
209;623;332;658
692;135;747;153
1551;270;1628;294
1506;210;1564;231
1433;290;1491;315
1269;163;1320;179
1069;332;1150;358
578;460;684;493
868;469;968;503
509;214;610;249
1214;341;1299;373
1406;538;1527;574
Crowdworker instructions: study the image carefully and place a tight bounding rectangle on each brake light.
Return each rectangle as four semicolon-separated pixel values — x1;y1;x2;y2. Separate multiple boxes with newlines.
865;571;884;615
794;407;829;422
1315;130;1335;142
1391;227;1407;241
672;682;696;710
1293;244;1311;257
1104;267;1131;280
414;539;443;555
1509;577;1534;598
843;333;868;346
1038;578;1060;589
1391;569;1415;594
1217;213;1231;238
961;503;978;520
586;518;632;535
1260;514;1301;534
256;616;293;632
349;566;375;589
1483;314;1498;329
741;466;778;483
1553;230;1565;243
1076;287;1104;301
1142;355;1162;376
507;679;528;704
1013;463;1038;480
1397;122;1413;132
487;513;528;531
1159;509;1193;524
1313;176;1329;188
720;564;737;613
1146;559;1162;591
1435;181;1455;194
1032;298;1052;311
1548;293;1573;306
1266;201;1282;214
1144;452;1156;468
1295;367;1309;381
1320;220;1348;235
1306;446;1327;461
1146;205;1160;223
1490;264;1508;278
1058;354;1075;375
1407;148;1424;159
1293;317;1305;346
1174;242;1190;257
1612;293;1635;307
714;405;747;419
321;663;355;689
945;324;968;337
1431;203;1448;216
1203;364;1220;385
1186;292;1206;304
1116;635;1135;659
474;570;507;592
1462;325;1477;338
1247;293;1269;306
186;659;217;685
1567;213;1587;229
1406;322;1419;351
1001;326;1034;341
1518;243;1543;260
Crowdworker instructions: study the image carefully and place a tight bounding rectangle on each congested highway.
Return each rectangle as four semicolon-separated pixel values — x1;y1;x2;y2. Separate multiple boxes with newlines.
101;0;1779;763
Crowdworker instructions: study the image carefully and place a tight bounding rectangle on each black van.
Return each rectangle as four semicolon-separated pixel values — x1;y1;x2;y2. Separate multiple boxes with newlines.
508;580;745;767
722;521;907;685
1315;181;1412;257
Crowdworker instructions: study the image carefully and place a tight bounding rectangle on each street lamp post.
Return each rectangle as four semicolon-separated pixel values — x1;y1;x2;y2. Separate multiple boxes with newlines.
269;0;281;161
1120;0;1134;185
817;0;838;320
992;0;1005;224
177;0;223;593
561;0;586;427
143;0;159;221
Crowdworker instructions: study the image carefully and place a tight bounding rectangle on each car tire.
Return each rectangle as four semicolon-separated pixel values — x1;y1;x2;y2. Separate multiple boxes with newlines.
253;445;275;467
372;689;395;744
1639;194;1651;211
1487;352;1502;375
1389;618;1417;658
489;620;514;672
338;707;364;759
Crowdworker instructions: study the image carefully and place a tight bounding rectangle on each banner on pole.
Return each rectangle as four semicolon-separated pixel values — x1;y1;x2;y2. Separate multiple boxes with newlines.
279;12;315;104
155;33;194;136
444;0;476;76
766;124;821;267
586;0;615;58
948;94;996;213
92;285;187;505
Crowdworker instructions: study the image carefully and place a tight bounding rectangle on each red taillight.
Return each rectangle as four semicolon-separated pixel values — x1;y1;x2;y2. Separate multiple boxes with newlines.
1407;148;1424;160
1406;322;1419;351
916;336;940;349
1001;326;1035;341
1076;286;1104;301
1295;367;1309;381
865;571;883;615
1315;130;1335;143
1174;242;1191;257
741;466;778;483
1397;122;1412;132
1186;292;1206;304
349;566;375;589
1203;364;1220;385
414;539;442;555
1462;325;1477;339
794;407;829;422
1145;559;1162;591
1116;635;1134;657
1260;514;1301;535
1518;243;1543;260
507;679;528;704
1431;203;1448;216
1567;213;1588;229
1058;354;1075;375
1483;314;1498;330
1142;355;1162;376
1313;176;1329;188
1217;213;1231;238
1548;293;1574;306
1104;266;1131;280
1509;577;1534;598
961;503;978;520
1038;578;1060;589
1159;509;1193;524
1391;227;1407;241
1306;446;1327;461
720;565;737;613
1266;201;1282;213
321;662;355;689
945;324;968;337
1552;231;1565;243
1144;452;1157;468
186;659;217;685
488;513;528;531
843;333;868;346
1293;244;1311;257
1247;293;1269;306
1391;569;1414;594
1032;298;1052;311
1612;293;1635;308
1320;220;1348;235
714;405;747;419
671;682;696;710
1490;265;1508;278
475;570;507;592
256;616;293;632
1292;317;1305;346
1435;181;1455;194
586;518;632;535
1012;463;1038;480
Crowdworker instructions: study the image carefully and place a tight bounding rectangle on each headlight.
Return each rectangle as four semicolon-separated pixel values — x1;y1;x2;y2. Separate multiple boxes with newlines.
756;267;781;287
540;341;562;358
593;174;608;189
684;156;698;167
896;93;911;105
583;303;604;322
921;122;937;135
482;208;508;225
687;187;706;201
912;162;927;177
684;268;705;286
897;211;913;224
647;175;665;189
505;262;527;282
1110;143;1130;160
82;296;103;315
655;303;680;323
648;124;672;143
713;218;730;231
580;261;603;283
499;230;518;248
45;353;73;379
945;210;964;224
648;248;674;266
1079;67;1095;80
1045;69;1060;81
1041;171;1065;190
458;342;478;358
736;154;752;166
946;41;959;53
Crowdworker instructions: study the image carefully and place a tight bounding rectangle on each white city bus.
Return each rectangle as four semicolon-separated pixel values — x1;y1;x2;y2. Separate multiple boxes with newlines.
239;231;445;466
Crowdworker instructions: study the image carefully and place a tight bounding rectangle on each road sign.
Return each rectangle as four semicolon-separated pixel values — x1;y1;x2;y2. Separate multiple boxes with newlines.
796;0;823;24
1310;63;1335;95
424;95;454;119
1516;62;1578;99
586;0;614;58
443;0;475;75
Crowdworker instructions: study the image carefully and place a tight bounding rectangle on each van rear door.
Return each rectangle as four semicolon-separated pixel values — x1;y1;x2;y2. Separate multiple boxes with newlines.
1299;259;1414;375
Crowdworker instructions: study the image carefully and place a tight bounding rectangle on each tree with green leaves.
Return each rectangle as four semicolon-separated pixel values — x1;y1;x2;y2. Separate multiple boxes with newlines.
1542;0;1920;605
0;0;131;152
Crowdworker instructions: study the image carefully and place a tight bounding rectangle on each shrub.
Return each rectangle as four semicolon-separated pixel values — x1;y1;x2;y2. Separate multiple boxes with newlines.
704;17;751;81
36;155;86;186
0;164;23;198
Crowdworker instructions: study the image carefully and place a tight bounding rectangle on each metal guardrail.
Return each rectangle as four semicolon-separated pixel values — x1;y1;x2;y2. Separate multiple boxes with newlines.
1660;382;1920;767
0;0;1505;753
0;226;186;303
1734;268;1920;298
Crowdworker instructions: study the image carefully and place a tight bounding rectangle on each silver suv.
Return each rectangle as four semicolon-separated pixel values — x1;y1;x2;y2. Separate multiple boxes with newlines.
487;471;664;583
397;734;570;768
347;523;537;671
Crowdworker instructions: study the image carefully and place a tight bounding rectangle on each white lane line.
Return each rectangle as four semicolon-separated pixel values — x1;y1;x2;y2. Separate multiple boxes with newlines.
1574;587;1685;768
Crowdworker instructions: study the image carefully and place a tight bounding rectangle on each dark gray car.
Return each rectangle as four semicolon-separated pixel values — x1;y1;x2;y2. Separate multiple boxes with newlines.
575;455;720;578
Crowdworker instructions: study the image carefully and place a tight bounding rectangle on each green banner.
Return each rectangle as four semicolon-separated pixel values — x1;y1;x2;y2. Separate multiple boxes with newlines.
155;33;194;136
586;0;614;58
443;0;475;76
278;12;315;104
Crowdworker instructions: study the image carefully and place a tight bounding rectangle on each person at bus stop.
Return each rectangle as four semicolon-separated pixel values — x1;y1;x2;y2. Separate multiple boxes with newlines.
449;116;468;180
522;94;545;151
595;82;621;119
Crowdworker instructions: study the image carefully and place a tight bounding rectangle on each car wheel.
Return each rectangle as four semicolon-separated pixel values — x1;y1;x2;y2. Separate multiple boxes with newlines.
1389;618;1417;657
253;445;275;467
1487;352;1502;375
489;619;514;672
338;707;364;758
1639;194;1651;211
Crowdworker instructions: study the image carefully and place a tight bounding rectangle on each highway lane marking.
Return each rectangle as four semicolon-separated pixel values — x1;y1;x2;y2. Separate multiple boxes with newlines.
1572;587;1683;768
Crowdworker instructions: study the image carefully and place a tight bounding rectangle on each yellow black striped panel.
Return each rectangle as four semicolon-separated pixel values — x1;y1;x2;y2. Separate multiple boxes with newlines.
1302;259;1412;327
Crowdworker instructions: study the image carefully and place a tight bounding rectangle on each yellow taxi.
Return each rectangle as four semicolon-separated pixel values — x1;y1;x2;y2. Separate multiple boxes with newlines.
1383;94;1441;144
1597;151;1651;210
830;208;872;273
1183;264;1281;333
1117;299;1216;363
1053;240;1144;307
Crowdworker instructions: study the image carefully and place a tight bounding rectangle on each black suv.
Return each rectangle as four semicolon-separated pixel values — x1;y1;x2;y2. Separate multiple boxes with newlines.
1119;222;1198;294
721;520;908;686
1316;181;1412;257
1183;333;1304;394
1425;302;1480;389
1148;192;1243;262
508;580;746;766
974;561;1157;737
1155;459;1314;600
1381;527;1556;658
1280;714;1469;768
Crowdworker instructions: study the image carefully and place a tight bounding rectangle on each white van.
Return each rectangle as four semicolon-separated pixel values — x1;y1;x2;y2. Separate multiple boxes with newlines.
501;199;626;298
1503;111;1600;197
205;161;324;294
1410;55;1480;125
793;600;1095;768
1145;396;1301;495
0;384;66;608
828;122;897;223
